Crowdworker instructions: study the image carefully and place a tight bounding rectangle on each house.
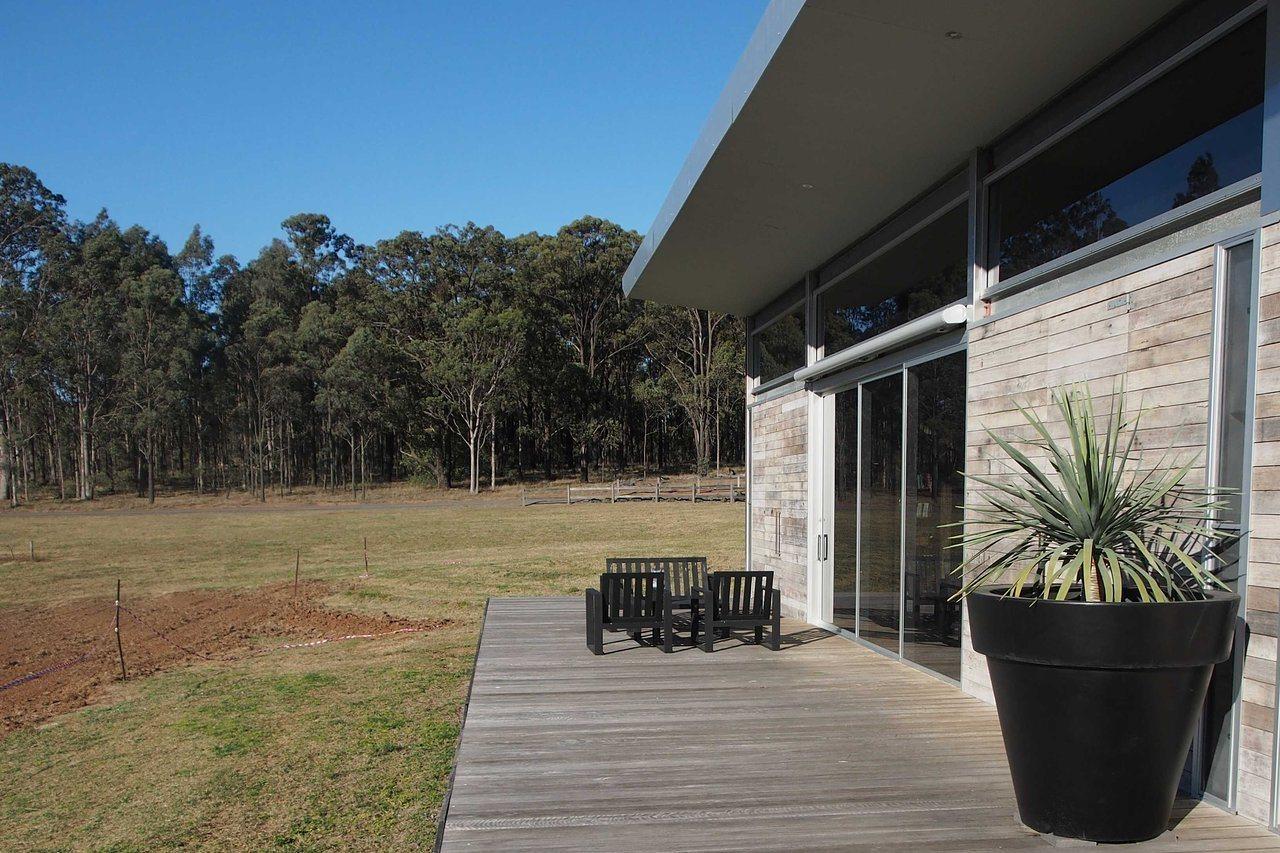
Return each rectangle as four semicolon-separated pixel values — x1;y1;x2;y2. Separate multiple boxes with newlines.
623;0;1280;827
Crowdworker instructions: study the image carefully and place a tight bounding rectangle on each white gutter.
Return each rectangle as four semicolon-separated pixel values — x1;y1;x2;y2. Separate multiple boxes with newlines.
793;303;970;383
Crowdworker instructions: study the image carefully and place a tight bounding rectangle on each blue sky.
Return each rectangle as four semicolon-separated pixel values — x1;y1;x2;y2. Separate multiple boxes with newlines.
2;1;767;262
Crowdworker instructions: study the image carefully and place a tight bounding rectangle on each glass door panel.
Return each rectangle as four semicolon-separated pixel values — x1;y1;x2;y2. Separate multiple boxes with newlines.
903;351;966;680
858;373;903;653
1201;239;1255;803
832;388;858;633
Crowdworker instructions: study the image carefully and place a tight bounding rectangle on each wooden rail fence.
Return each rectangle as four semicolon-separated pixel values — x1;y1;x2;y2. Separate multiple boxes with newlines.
521;477;744;507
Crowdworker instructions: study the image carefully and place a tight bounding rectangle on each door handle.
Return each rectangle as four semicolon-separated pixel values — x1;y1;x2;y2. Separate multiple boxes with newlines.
818;534;829;561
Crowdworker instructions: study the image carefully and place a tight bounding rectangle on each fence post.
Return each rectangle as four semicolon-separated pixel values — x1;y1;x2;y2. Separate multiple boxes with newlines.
29;540;35;561
520;486;526;507
566;485;571;505
654;480;660;502
294;549;300;596
611;480;617;503
730;482;736;504
114;579;127;680
362;536;370;578
692;480;698;503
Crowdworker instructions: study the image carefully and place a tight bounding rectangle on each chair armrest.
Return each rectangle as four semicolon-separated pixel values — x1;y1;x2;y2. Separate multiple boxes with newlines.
770;588;781;618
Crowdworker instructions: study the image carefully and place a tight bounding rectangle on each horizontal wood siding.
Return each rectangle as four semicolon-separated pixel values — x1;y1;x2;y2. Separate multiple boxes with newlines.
965;247;1217;708
1243;221;1280;822
750;390;808;617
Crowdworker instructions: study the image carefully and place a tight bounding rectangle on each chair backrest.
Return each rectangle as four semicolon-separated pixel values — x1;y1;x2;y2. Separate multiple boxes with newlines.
605;557;707;599
599;571;665;622
709;571;774;618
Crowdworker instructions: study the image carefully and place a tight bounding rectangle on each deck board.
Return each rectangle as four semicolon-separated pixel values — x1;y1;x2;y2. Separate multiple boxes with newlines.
439;598;1280;851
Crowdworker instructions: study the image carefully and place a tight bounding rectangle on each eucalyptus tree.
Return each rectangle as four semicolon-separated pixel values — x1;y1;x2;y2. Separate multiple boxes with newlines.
117;266;199;502
641;303;743;475
0;164;65;504
527;217;642;480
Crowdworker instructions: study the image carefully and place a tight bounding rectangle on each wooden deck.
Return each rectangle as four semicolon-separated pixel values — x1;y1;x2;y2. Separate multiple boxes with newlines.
438;598;1280;851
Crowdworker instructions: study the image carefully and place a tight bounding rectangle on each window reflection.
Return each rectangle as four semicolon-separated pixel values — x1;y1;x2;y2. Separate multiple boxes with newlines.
989;15;1264;283
754;306;806;385
832;388;857;633
821;204;967;356
903;351;967;681
858;373;903;653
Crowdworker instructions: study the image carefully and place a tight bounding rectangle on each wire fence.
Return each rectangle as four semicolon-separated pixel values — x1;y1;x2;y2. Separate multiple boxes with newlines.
1;594;433;698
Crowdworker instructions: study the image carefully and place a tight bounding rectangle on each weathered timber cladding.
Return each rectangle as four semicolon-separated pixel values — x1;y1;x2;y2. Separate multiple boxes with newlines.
968;233;1280;822
964;247;1217;712
749;389;808;617
1242;221;1280;821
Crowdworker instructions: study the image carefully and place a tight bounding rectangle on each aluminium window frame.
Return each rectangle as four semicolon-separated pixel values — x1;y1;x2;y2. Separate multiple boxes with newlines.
749;280;807;393
1187;228;1262;816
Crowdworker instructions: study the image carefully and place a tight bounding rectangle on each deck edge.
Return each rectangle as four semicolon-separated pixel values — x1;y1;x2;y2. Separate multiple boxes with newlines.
433;595;491;852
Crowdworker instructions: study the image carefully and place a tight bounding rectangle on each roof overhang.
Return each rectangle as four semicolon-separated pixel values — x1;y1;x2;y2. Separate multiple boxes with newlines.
623;0;1186;317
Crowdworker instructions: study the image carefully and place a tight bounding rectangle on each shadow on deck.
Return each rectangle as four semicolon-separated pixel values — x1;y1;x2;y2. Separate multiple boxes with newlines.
438;597;1280;851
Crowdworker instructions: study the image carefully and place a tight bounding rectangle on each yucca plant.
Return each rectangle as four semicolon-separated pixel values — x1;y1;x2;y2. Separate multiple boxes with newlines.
952;384;1232;603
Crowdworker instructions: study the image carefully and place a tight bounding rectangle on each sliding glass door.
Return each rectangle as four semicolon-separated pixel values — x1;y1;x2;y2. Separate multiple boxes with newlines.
827;348;966;681
858;373;903;653
903;354;966;680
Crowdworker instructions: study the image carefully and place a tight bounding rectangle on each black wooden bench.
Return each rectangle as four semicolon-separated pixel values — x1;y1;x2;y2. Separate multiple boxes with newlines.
691;570;781;652
585;571;674;654
604;557;708;611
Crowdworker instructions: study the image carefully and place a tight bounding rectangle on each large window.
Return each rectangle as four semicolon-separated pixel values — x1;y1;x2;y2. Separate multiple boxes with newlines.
988;14;1265;284
820;203;968;356
753;304;806;385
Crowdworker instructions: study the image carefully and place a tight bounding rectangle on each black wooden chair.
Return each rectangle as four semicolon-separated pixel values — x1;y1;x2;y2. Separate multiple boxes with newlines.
691;570;781;652
585;571;674;655
604;557;708;611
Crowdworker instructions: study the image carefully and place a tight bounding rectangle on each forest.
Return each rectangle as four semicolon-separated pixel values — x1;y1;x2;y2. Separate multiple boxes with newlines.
0;163;746;505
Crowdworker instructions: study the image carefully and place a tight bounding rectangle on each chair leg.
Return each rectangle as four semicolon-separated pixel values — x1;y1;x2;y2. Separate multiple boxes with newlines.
630;630;642;644
662;604;673;654
770;589;782;651
585;589;604;655
754;626;763;645
702;620;715;653
651;625;660;645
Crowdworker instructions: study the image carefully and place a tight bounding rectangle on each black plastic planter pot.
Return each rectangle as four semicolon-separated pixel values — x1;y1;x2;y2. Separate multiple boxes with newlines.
967;587;1239;844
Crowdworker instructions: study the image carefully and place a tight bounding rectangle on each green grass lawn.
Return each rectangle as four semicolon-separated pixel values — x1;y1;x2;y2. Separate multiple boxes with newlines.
0;501;744;850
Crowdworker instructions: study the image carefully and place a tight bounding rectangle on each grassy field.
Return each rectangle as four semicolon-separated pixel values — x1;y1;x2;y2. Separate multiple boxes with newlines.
0;499;744;850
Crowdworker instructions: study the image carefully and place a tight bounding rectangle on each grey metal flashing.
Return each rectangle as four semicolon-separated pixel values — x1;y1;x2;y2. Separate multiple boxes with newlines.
796;304;969;384
622;0;805;300
815;167;968;292
982;175;1262;303
989;0;1260;177
1264;0;1280;214
976;199;1264;326
748;377;806;408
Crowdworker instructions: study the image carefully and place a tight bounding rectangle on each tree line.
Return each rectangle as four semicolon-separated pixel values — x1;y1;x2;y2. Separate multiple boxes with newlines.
0;163;745;505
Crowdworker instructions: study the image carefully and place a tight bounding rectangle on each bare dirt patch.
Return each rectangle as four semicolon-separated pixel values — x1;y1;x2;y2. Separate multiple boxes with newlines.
0;581;444;733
